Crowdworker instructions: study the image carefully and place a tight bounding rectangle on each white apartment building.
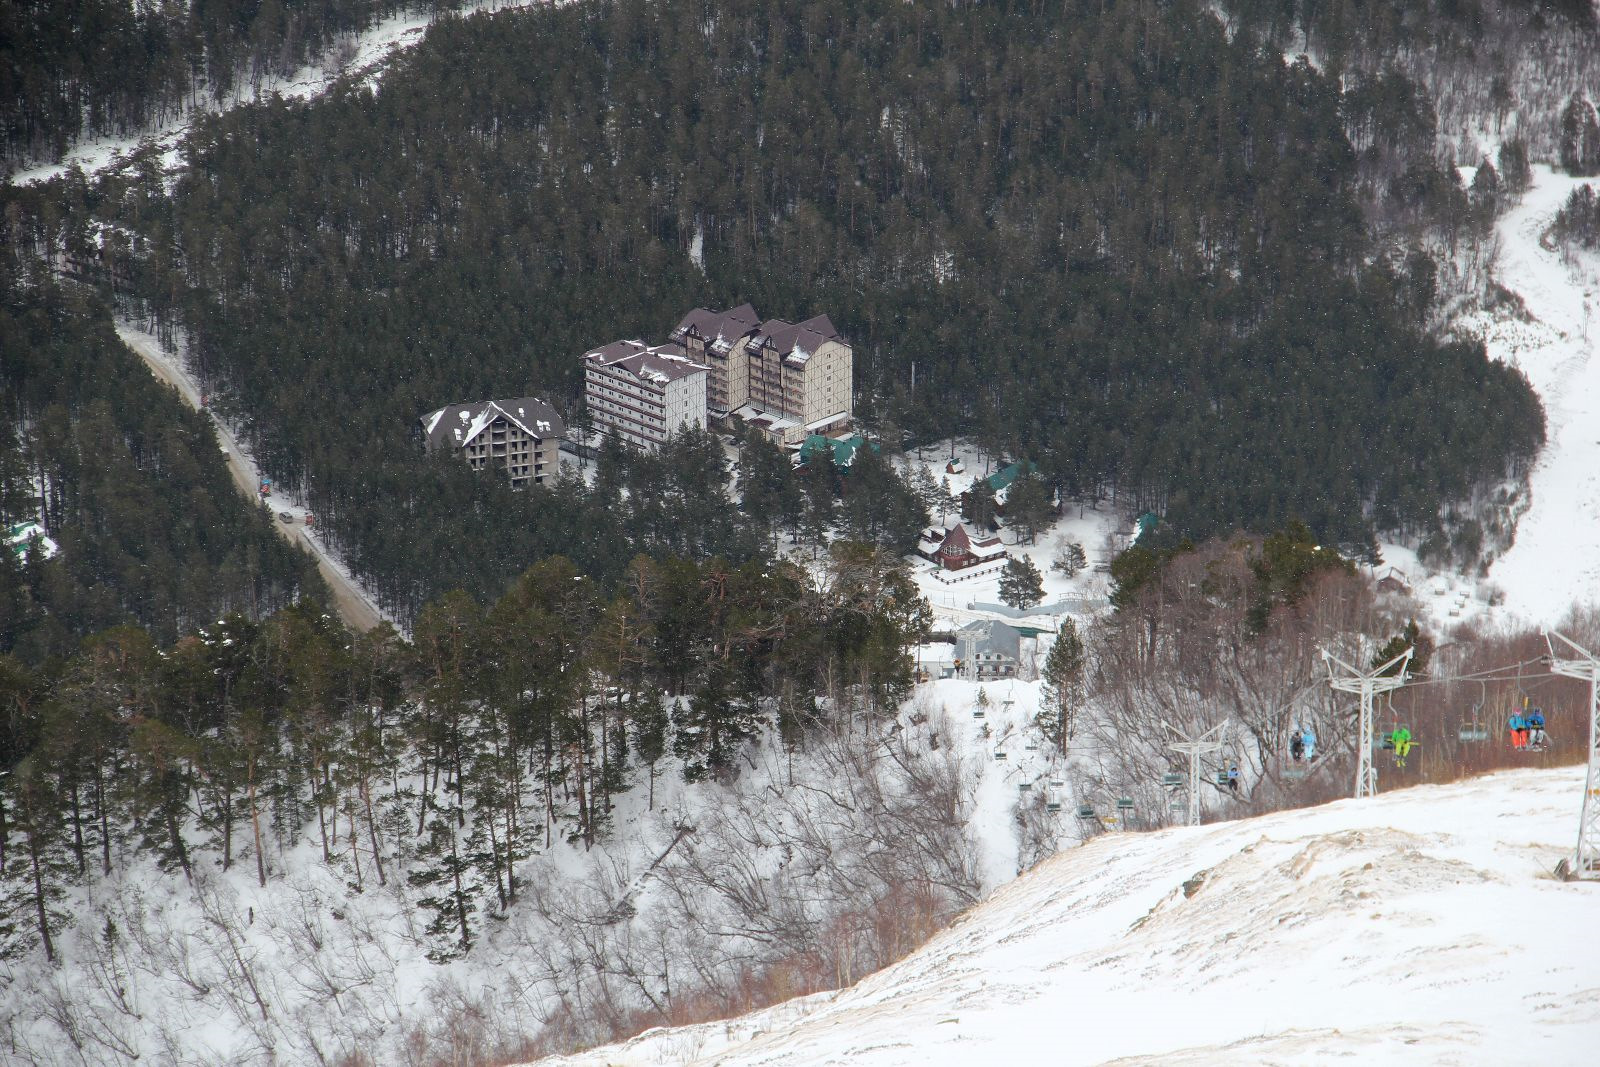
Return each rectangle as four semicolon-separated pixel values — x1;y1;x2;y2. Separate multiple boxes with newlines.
582;339;708;450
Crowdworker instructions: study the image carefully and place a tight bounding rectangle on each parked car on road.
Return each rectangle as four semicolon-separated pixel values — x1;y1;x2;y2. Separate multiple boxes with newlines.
278;512;294;523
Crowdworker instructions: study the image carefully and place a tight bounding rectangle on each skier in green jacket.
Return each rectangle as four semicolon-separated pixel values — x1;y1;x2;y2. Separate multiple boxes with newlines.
1389;726;1413;768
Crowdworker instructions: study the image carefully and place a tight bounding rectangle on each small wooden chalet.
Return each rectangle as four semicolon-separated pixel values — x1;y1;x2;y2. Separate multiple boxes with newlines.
917;522;1007;571
1377;567;1411;595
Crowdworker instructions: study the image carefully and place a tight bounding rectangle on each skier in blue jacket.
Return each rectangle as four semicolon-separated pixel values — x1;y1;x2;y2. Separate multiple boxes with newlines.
1526;707;1547;749
1301;725;1317;761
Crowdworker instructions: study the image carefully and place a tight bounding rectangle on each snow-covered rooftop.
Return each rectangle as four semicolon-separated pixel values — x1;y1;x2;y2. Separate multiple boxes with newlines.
584;339;708;384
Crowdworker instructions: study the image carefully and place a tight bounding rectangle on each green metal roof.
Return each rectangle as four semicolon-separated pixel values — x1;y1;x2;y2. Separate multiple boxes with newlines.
798;434;876;468
986;460;1039;492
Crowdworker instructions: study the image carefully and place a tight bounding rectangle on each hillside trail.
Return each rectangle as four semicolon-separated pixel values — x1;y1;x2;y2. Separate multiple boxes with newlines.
116;321;385;633
7;1;534;187
1477;166;1600;622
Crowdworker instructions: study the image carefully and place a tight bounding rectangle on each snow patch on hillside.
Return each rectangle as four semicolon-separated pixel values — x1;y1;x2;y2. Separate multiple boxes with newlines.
896;440;1120;632
529;765;1599;1066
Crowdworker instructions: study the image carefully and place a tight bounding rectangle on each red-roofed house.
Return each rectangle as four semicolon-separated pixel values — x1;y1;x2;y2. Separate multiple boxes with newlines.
917;523;1007;571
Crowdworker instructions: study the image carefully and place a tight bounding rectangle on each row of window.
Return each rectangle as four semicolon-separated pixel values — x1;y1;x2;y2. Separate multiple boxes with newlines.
594;398;667;432
587;369;665;409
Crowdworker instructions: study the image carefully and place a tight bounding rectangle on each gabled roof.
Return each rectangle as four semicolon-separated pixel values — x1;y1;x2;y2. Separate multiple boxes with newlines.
986;460;1039;494
670;303;761;352
750;313;846;365
956;619;1022;661
6;521;58;561
420;397;565;452
926;522;1003;555
584;339;708;384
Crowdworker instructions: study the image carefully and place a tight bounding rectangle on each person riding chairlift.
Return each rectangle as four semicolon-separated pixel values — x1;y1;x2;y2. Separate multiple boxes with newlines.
1389;725;1413;768
1526;707;1547;750
1302;725;1317;761
1507;709;1527;751
1289;729;1305;763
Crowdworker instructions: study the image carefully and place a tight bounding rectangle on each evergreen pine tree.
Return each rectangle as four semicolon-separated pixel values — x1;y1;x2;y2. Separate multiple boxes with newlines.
998;556;1045;610
1038;619;1085;751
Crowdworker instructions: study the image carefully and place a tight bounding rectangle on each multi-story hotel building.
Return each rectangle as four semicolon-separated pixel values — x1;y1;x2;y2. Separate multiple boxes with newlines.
670;306;852;444
419;397;564;486
582;339;708;450
670;303;761;415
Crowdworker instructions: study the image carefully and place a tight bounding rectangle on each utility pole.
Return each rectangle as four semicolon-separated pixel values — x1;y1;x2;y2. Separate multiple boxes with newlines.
1322;645;1412;800
1544;630;1600;881
1166;720;1228;827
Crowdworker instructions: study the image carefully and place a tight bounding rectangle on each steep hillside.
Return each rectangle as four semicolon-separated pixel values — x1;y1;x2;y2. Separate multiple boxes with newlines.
535;766;1599;1066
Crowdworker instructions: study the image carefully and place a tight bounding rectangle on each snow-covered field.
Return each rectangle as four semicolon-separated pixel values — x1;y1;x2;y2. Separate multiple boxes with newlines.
531;765;1599;1066
1465;167;1600;626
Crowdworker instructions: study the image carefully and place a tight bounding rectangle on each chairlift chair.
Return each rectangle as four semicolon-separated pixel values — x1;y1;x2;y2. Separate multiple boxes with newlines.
1076;804;1096;819
1161;773;1183;788
1045;799;1062;813
1459;682;1490;742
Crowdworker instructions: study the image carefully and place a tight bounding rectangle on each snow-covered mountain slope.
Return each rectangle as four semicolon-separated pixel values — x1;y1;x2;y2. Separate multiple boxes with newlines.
1462;166;1600;625
530;765;1599;1066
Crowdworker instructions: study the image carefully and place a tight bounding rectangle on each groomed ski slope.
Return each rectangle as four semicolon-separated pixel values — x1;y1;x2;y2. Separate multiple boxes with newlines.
532;766;1599;1066
1473;166;1600;625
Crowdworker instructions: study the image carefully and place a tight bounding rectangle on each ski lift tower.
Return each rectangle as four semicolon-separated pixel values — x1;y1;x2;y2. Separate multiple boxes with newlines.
1544;630;1600;881
1322;645;1412;800
1165;720;1228;827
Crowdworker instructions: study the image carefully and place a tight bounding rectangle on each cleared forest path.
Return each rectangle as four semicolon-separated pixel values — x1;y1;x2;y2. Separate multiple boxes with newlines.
116;321;385;633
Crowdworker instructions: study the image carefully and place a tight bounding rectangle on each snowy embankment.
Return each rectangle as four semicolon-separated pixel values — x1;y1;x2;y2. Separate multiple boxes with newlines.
0;679;1074;1067
531;765;1599;1067
5;1;532;187
1463;166;1600;624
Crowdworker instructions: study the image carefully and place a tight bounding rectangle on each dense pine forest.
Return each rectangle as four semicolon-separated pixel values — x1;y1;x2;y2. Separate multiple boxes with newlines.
15;0;1530;620
0;0;455;167
0;545;928;965
0;261;319;660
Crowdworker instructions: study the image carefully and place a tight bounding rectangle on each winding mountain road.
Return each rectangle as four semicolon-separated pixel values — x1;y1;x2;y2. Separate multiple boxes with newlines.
116;321;385;632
